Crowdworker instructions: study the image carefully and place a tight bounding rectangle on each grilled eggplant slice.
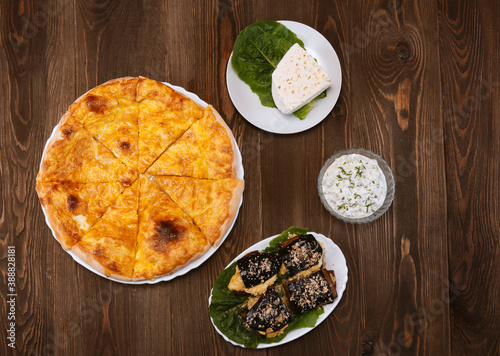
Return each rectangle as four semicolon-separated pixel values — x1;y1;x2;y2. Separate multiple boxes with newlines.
283;269;337;314
228;251;280;295
278;234;324;277
241;288;291;338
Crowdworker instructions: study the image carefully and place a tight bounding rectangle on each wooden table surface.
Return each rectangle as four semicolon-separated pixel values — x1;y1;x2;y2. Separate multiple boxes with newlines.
1;0;499;355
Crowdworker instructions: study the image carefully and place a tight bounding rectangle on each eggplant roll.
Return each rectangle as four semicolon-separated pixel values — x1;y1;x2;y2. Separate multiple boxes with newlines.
242;289;291;338
278;234;324;277
228;251;280;295
283;269;337;314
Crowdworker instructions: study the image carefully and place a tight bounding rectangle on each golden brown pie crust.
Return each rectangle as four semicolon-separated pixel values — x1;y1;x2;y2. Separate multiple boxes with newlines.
36;77;243;281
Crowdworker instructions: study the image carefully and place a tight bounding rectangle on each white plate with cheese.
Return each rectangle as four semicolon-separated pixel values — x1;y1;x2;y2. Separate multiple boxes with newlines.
226;20;342;134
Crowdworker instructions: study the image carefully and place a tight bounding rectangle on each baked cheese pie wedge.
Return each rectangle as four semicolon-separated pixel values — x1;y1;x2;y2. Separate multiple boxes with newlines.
36;113;138;186
72;179;140;280
69;77;140;170
91;103;139;171
133;178;209;280
35;181;125;250
146;106;238;179
136;78;204;172
154;177;243;245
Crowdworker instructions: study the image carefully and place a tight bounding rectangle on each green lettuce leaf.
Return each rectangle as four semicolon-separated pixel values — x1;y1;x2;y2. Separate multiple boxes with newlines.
262;226;308;254
209;262;256;346
231;21;325;120
293;90;327;119
210;262;247;312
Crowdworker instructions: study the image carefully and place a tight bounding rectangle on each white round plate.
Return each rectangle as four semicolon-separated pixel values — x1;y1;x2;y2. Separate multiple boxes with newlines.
39;82;244;284
226;20;342;134
209;231;348;348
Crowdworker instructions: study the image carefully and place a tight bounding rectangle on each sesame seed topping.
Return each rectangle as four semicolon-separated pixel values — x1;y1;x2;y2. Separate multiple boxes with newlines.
237;252;280;288
284;270;336;314
244;289;291;334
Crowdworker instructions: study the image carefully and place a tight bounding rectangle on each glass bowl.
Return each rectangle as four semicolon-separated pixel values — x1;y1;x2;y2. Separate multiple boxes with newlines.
317;148;395;224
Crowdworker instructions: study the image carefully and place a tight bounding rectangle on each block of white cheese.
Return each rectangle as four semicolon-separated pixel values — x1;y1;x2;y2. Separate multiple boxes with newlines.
272;43;332;115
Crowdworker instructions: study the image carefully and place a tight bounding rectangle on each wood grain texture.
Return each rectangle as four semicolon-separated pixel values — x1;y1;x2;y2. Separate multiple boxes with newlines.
438;0;500;354
0;0;498;355
344;1;450;355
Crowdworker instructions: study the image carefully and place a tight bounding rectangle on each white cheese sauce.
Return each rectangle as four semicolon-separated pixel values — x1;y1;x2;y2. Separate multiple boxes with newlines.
322;153;387;218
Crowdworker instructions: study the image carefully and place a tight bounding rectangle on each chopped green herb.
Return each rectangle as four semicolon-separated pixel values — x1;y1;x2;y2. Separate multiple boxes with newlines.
354;166;363;178
339;167;351;176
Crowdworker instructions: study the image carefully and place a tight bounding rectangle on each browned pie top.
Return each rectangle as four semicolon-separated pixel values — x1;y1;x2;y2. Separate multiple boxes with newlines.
36;77;243;281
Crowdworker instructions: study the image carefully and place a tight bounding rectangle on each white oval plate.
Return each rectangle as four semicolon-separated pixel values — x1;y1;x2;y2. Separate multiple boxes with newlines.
226;20;342;134
39;82;244;284
209;231;348;348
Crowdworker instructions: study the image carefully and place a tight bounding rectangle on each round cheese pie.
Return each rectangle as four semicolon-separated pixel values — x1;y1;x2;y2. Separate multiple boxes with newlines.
36;77;244;281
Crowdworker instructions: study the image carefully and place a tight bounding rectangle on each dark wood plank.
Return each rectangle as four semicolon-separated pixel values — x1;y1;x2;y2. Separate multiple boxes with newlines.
0;1;78;355
2;0;499;355
315;2;364;354
346;0;449;355
71;1;173;356
438;0;500;354
252;1;361;355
